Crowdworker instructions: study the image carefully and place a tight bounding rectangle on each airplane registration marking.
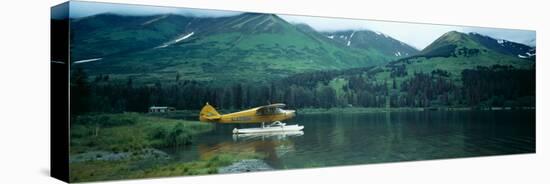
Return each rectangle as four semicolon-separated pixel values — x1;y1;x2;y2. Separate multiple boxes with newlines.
231;116;252;121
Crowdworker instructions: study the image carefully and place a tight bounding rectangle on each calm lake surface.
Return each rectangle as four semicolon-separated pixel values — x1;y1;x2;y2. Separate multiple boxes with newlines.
166;110;535;169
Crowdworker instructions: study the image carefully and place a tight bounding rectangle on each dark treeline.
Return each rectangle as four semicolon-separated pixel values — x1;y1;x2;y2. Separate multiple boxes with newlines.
396;65;535;107
398;72;458;107
71;65;535;114
461;65;535;107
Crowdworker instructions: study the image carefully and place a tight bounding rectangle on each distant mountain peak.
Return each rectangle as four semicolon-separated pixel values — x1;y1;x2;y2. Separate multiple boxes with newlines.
231;13;283;22
419;31;535;60
437;31;473;43
217;12;290;34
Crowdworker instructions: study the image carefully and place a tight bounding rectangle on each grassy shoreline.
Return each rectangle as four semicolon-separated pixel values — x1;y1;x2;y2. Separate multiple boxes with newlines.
70;152;265;182
297;106;535;114
69;112;266;182
146;106;536;119
70;112;213;154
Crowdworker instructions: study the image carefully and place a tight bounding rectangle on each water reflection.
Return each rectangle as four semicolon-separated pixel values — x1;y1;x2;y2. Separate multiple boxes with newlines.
171;110;535;170
197;131;303;168
232;131;304;141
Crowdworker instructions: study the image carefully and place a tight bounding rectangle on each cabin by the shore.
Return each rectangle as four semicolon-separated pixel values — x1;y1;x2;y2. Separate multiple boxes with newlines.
149;106;175;113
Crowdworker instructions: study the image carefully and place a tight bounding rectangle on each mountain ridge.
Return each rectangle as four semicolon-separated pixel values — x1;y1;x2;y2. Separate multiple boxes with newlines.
70;14;535;86
71;13;423;84
322;30;419;58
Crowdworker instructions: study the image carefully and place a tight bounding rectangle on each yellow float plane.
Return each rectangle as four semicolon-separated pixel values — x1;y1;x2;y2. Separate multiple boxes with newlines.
199;102;303;134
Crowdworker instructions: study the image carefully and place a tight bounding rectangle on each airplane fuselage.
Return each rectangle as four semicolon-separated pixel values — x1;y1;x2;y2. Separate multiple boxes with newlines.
199;103;296;124
219;108;295;123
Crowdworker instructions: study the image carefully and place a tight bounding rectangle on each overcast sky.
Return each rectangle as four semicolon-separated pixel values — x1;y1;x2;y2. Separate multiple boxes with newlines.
280;15;535;49
68;1;535;49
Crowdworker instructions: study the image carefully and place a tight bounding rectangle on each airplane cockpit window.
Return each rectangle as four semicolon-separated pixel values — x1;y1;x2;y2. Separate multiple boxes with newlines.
257;108;265;115
257;107;283;115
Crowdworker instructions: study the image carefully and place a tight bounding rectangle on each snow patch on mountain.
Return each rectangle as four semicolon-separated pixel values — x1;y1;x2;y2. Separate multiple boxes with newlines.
174;32;194;43
74;58;103;64
347;31;356;46
156;32;195;49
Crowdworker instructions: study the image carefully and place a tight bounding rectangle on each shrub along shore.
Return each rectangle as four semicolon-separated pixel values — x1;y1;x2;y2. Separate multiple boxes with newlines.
69;113;265;182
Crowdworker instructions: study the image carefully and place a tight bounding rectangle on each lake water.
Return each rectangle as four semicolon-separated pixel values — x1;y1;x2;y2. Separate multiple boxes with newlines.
167;110;535;169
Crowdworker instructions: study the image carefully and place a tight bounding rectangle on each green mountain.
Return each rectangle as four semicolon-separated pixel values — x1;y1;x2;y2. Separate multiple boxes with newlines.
71;13;415;84
71;20;535;111
468;32;535;60
70;14;195;61
323;30;419;58
417;31;535;60
379;31;535;81
269;31;535;108
283;30;536;104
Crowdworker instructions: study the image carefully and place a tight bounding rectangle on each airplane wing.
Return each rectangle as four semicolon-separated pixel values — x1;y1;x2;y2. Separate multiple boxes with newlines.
258;103;285;109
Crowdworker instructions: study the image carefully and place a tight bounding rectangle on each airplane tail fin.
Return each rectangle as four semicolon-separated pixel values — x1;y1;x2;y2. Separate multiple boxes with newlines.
199;102;222;122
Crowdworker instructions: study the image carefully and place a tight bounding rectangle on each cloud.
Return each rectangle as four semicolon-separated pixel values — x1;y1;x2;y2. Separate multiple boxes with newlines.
461;27;536;46
278;14;460;49
68;1;535;49
69;1;242;18
279;14;535;49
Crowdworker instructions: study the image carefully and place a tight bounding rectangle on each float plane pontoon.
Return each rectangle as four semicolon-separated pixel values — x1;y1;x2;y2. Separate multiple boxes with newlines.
199;103;303;134
232;130;304;141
